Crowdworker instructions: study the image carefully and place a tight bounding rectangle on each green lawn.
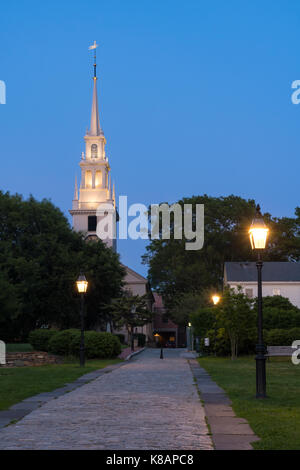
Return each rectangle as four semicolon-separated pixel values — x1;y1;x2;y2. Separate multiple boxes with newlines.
0;358;121;411
6;343;33;352
198;356;300;450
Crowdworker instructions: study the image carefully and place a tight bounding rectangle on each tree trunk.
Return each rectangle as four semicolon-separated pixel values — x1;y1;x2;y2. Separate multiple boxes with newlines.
230;336;237;360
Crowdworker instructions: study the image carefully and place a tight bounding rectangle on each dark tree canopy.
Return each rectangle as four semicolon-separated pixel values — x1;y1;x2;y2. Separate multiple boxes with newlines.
0;191;125;340
142;194;300;309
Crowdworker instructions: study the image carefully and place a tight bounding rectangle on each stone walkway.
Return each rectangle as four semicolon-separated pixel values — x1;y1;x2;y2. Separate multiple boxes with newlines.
0;349;213;450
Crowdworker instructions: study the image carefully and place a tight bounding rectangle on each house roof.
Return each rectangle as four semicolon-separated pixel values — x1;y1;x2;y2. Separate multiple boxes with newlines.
121;263;148;283
224;262;300;282
153;293;164;309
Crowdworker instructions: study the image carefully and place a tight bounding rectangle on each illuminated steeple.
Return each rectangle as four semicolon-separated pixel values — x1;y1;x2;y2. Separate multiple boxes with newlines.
69;42;117;250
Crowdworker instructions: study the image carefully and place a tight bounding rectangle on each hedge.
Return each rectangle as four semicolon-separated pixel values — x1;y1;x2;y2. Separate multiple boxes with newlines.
48;329;80;356
28;329;57;352
114;333;125;344
70;331;121;359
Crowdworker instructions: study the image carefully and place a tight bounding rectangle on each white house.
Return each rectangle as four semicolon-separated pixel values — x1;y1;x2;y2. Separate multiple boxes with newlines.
224;262;300;308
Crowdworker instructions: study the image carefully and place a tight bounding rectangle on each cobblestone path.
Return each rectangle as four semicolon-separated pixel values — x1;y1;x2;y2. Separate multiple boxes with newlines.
0;349;212;450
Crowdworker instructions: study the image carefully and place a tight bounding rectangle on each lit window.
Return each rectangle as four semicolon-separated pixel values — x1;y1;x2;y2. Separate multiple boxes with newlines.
95;171;102;188
273;289;281;296
85;170;92;188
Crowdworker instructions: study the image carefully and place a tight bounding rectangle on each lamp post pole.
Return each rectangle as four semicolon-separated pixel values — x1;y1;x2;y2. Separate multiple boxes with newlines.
249;204;269;399
80;293;85;368
255;252;266;398
212;295;221;357
131;327;134;352
160;338;163;359
76;272;88;368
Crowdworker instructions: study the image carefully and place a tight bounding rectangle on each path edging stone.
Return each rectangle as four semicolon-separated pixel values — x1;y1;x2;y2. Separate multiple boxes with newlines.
188;359;260;450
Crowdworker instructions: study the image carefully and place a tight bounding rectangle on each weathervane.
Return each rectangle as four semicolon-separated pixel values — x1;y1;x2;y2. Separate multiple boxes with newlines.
89;41;99;78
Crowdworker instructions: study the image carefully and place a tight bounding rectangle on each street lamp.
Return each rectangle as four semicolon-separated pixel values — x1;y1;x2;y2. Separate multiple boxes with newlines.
249;204;269;398
187;322;193;351
76;272;88;367
154;333;163;359
130;305;136;352
212;294;221;356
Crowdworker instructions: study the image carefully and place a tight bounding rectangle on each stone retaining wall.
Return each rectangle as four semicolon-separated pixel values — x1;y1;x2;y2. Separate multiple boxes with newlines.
2;351;63;368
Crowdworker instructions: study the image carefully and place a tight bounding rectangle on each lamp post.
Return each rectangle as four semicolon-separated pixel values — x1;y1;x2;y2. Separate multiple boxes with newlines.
212;295;221;356
249;204;269;398
154;333;163;359
76;273;88;367
187;322;194;351
130;305;137;352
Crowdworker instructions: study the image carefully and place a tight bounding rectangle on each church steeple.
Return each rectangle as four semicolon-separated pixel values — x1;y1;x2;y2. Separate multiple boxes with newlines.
69;42;117;250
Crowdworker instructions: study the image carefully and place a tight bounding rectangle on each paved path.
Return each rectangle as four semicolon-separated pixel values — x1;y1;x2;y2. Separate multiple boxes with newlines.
0;349;212;450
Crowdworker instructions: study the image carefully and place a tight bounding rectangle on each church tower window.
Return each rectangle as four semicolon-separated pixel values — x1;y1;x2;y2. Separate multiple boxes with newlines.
88;215;97;232
85;170;92;188
91;144;98;158
95;170;102;188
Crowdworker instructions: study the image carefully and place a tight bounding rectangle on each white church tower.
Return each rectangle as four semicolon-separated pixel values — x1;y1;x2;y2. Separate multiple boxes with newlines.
69;42;116;249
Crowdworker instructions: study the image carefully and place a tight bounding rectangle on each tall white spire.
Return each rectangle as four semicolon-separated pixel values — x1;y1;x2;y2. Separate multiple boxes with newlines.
88;41;102;136
89;77;101;136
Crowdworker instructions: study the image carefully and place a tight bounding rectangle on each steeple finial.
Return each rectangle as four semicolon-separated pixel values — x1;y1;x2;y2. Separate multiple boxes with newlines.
88;41;101;136
89;40;98;78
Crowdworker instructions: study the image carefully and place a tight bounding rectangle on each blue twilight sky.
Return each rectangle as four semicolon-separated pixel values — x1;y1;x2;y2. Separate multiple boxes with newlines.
1;0;300;277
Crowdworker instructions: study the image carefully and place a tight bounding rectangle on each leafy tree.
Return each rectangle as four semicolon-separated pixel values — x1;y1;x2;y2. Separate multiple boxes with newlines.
0;191;125;340
143;195;300;309
107;293;152;346
255;295;300;312
190;307;215;338
168;292;204;327
216;287;255;360
254;295;300;330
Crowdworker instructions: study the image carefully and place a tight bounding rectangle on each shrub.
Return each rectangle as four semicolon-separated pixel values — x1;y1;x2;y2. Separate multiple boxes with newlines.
70;331;121;359
266;328;300;346
133;333;146;347
48;329;80;356
263;307;300;330
28;329;57;352
114;333;125;344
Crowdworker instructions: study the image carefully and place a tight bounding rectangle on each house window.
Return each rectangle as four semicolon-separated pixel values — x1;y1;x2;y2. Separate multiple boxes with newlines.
273;288;281;296
88;216;97;232
245;288;253;299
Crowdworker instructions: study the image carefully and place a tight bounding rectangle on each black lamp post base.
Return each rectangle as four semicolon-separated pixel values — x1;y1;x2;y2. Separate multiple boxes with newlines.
255;345;267;398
